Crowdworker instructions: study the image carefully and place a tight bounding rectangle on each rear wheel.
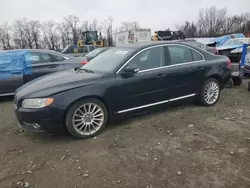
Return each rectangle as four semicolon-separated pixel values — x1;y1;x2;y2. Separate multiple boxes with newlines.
200;78;220;106
65;98;108;139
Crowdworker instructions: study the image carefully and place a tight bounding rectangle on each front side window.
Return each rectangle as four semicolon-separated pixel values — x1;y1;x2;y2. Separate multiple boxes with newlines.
40;53;52;63
168;45;193;65
126;46;164;71
50;54;65;62
25;52;41;64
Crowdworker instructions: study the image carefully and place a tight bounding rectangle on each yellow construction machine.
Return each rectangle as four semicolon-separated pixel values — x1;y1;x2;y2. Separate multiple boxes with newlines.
79;31;105;47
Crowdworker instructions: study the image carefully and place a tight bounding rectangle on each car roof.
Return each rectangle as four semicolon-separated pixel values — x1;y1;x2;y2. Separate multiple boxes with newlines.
117;41;199;50
2;49;72;57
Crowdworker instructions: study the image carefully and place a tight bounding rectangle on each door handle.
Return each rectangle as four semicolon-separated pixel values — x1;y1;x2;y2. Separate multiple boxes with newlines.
156;74;166;78
47;65;58;68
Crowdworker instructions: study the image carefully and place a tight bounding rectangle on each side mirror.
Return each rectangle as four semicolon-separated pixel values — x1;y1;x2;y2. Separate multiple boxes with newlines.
121;64;140;77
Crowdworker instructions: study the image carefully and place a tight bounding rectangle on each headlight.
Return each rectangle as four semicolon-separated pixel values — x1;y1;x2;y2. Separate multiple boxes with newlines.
22;98;54;109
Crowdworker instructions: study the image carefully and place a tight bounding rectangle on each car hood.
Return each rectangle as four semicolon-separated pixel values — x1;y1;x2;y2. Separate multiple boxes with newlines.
16;68;104;98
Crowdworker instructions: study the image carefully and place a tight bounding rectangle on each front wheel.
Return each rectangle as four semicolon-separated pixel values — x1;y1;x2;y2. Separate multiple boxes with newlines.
199;78;220;106
65;98;108;139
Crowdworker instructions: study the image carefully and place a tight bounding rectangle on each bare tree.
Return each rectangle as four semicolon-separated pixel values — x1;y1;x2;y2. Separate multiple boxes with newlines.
63;15;80;44
196;6;228;37
89;19;98;31
107;16;113;46
176;21;197;37
0;23;12;50
58;23;71;48
42;21;60;50
13;19;27;49
29;20;41;49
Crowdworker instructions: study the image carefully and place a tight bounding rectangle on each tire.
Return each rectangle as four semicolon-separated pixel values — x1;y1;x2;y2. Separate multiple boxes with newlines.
199;78;220;106
65;98;108;139
248;81;250;92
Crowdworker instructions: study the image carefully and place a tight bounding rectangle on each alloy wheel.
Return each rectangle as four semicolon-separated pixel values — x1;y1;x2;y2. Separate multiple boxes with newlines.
204;81;219;105
72;103;105;136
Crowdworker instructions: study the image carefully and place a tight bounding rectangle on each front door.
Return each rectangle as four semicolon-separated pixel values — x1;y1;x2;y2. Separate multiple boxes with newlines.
0;51;24;95
23;52;60;83
116;46;168;113
164;44;206;99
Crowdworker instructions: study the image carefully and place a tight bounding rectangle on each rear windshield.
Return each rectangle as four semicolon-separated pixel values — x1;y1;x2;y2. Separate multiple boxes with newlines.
81;48;135;73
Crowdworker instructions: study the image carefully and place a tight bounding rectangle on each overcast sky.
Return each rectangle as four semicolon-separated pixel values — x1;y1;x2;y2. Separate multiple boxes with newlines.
0;0;249;31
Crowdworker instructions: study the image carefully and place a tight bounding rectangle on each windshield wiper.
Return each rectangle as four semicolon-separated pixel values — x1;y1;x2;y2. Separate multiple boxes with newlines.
78;68;94;73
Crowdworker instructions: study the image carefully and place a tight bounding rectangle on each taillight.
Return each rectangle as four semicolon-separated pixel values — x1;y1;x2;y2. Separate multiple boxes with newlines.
81;61;87;65
212;48;219;54
227;57;231;69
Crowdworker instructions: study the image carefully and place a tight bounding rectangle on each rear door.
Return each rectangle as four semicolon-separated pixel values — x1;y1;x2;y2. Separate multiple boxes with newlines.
164;44;205;99
23;52;62;83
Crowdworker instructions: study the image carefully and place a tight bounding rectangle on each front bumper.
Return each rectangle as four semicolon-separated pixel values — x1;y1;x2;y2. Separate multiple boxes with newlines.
15;106;66;132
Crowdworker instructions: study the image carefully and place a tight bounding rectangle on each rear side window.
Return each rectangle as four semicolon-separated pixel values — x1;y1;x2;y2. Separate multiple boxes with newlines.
192;50;204;61
168;45;193;64
127;46;164;71
50;54;65;62
168;45;204;65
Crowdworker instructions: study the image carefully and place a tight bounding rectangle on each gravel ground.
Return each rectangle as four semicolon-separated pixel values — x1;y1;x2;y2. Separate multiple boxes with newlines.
0;79;250;188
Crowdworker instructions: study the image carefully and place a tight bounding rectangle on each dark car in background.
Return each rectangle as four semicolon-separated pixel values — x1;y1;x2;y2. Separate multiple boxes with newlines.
14;41;231;139
243;52;250;76
61;44;96;57
81;47;112;64
180;39;219;54
0;49;85;96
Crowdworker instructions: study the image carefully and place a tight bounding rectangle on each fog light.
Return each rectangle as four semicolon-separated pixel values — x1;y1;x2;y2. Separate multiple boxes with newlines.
23;122;41;129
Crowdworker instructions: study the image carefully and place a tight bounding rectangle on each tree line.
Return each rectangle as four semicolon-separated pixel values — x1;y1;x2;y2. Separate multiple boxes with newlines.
177;6;250;38
0;15;139;50
1;6;250;50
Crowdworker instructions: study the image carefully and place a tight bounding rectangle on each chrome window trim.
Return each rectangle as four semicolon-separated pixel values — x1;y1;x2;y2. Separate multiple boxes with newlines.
116;93;196;114
116;43;205;74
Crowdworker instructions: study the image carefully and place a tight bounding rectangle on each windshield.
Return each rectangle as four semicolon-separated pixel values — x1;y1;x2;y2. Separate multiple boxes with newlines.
224;39;245;45
80;48;135;73
85;48;103;58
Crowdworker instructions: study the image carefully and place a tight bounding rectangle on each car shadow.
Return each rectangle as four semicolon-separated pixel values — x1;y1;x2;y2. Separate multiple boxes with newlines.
0;96;14;102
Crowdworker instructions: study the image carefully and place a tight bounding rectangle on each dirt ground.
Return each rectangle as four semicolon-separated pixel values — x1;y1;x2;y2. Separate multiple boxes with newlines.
1;80;250;188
